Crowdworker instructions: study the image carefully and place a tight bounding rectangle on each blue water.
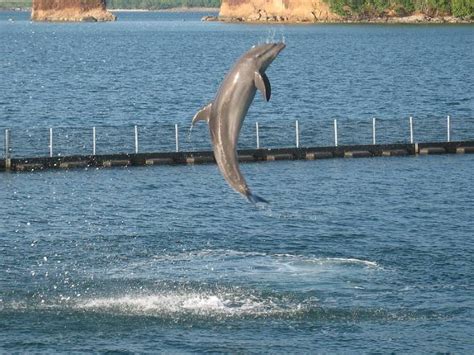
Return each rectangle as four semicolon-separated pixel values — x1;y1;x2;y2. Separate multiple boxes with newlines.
0;11;473;157
1;10;474;353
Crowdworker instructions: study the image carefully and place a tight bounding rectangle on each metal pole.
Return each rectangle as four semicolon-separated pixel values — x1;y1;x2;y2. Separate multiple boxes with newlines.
447;115;451;142
295;120;300;148
409;116;414;144
49;127;53;157
175;124;179;152
372;117;376;145
334;119;338;147
4;129;9;159
4;129;10;170
92;126;96;155
134;125;139;154
256;122;260;149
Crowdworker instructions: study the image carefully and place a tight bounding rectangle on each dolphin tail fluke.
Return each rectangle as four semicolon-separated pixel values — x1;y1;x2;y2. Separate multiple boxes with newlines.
246;192;269;205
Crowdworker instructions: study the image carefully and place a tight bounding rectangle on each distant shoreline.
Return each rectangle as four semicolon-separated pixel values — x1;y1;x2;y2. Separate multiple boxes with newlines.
1;7;470;23
0;7;29;11
210;14;473;24
110;7;218;13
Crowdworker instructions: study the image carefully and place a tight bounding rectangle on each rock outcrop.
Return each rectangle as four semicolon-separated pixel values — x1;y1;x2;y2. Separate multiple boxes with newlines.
218;0;340;22
213;0;472;23
31;0;116;22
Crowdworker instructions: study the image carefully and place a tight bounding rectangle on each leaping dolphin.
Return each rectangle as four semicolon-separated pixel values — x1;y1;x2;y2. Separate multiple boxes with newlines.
192;42;286;204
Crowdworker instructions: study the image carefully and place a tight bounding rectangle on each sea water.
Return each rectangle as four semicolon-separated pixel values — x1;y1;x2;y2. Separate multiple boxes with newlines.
0;10;473;352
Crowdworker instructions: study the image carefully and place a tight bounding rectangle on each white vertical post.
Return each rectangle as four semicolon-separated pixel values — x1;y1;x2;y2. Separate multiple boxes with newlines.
4;129;10;170
49;127;53;157
175;124;179;152
447;115;451;142
134;125;139;154
409;116;414;144
334;119;338;147
92;126;96;155
4;129;9;159
372;117;376;145
295;120;300;148
256;122;260;149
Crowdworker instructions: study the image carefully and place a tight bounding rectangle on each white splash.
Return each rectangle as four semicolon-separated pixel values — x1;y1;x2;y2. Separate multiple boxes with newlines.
266;28;276;43
327;257;378;268
75;291;299;317
105;249;380;283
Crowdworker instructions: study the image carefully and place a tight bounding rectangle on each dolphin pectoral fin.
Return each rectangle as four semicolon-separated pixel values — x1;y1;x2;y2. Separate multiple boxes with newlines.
254;72;271;102
192;102;212;126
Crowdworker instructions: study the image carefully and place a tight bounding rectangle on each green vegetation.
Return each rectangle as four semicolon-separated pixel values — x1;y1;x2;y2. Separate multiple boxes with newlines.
325;0;473;18
0;0;31;8
450;0;474;16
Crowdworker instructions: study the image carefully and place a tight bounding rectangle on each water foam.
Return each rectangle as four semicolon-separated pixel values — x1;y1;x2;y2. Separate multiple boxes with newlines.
75;291;301;317
1;294;441;324
149;249;377;267
70;252;379;318
327;257;378;268
106;249;380;283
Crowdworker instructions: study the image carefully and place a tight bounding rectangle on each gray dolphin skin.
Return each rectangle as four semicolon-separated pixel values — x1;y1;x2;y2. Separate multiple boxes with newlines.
192;42;285;204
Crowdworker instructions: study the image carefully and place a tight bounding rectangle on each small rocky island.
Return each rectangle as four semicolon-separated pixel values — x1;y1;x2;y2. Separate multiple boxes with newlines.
217;0;339;22
31;0;116;22
207;0;472;23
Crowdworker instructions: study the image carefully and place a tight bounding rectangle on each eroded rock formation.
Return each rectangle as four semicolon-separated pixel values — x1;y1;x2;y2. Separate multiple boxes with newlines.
31;0;116;22
213;0;471;23
218;0;341;22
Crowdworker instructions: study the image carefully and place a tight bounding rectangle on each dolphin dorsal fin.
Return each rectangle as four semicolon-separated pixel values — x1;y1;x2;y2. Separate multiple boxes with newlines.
254;72;271;102
192;102;212;126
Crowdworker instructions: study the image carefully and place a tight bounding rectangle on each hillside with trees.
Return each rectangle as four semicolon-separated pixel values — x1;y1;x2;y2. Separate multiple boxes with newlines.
0;0;472;19
326;0;473;19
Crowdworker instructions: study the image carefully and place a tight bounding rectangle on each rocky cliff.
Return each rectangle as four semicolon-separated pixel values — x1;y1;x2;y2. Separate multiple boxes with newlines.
31;0;116;22
218;0;340;22
215;0;471;23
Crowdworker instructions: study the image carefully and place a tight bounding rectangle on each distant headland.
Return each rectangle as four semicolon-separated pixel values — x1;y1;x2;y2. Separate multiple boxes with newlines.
30;0;115;22
1;0;472;23
211;0;473;23
0;1;116;21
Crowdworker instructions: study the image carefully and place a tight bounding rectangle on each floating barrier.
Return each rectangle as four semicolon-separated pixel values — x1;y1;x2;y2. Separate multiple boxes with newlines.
1;116;473;173
1;141;473;173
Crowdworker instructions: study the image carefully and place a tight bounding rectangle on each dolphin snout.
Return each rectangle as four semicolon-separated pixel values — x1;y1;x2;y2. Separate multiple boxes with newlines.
267;42;285;58
275;42;286;51
273;42;286;56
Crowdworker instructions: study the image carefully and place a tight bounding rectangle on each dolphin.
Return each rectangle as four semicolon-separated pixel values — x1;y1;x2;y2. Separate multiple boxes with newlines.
191;42;286;204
